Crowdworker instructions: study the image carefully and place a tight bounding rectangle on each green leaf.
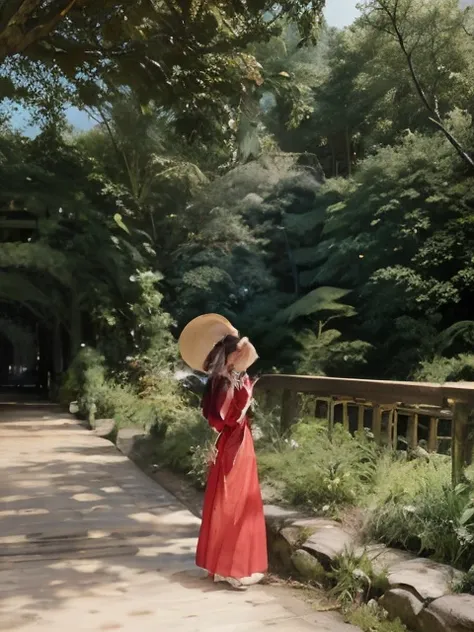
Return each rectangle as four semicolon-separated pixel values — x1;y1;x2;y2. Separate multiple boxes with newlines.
113;213;131;235
460;506;474;526
277;287;356;323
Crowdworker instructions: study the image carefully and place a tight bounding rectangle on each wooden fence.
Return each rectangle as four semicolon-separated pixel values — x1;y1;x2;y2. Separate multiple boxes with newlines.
255;375;474;485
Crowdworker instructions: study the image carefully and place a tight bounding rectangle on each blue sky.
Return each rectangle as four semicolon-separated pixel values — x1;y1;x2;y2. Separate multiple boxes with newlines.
325;0;360;28
13;0;360;134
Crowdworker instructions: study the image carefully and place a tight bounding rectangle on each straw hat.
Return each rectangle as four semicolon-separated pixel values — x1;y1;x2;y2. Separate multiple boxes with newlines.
178;314;238;373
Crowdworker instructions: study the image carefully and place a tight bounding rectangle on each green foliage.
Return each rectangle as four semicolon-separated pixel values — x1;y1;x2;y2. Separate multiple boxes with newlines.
155;419;216;489
0;1;326;142
454;565;474;595
296;327;372;376
258;421;379;512
278;287;355;323
348;604;408;632
329;552;388;609
367;456;474;569
415;354;474;383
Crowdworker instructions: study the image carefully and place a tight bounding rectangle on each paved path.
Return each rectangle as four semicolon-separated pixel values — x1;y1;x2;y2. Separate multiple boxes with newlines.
0;403;359;632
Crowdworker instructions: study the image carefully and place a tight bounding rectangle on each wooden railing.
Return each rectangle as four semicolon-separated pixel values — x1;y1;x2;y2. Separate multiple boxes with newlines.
255;375;474;485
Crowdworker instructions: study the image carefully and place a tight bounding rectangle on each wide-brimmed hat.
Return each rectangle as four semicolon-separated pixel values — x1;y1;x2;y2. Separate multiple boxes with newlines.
178;313;258;373
179;314;238;373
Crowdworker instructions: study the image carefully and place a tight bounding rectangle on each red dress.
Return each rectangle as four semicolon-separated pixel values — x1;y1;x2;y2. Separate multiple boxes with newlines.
196;374;268;580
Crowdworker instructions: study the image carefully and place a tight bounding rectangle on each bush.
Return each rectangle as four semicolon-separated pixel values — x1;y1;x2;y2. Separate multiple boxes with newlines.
415;354;474;383
348;604;407;632
257;419;379;514
61;346;200;430
366;455;474;570
329;552;388;609
152;409;214;488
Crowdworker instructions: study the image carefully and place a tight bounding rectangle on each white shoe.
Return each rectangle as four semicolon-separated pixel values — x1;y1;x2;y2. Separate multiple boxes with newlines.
240;573;264;586
214;574;247;590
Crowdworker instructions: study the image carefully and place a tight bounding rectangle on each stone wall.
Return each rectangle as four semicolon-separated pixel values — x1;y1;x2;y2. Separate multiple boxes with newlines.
265;505;474;632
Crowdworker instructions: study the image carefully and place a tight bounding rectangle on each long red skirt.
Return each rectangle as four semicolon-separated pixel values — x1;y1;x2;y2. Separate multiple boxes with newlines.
196;422;268;579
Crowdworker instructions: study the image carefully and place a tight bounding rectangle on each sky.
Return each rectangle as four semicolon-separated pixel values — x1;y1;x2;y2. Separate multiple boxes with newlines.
325;0;360;29
13;0;361;135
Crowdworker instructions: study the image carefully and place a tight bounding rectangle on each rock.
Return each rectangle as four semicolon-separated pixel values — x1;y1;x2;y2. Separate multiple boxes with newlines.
93;419;116;441
291;549;326;583
116;428;147;459
361;543;415;575
264;505;303;533
302;521;355;569
418;607;449;632
423;594;474;632
387;558;462;602
408;446;430;462
380;588;424;632
267;527;300;572
280;526;304;549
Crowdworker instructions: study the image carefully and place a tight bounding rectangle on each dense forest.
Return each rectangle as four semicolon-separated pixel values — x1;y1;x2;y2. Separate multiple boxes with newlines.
1;0;474;393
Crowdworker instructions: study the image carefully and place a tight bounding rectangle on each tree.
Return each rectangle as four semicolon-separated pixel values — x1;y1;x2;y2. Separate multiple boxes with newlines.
0;1;326;140
360;0;474;171
307;116;474;378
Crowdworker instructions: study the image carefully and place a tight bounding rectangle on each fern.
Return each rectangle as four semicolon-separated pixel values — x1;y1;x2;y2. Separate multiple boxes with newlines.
278;286;355;323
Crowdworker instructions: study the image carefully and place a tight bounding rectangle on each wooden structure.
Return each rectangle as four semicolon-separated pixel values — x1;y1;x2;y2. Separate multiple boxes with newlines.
255;375;474;485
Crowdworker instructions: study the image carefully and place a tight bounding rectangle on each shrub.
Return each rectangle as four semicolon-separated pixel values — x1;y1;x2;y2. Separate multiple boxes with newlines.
61;346;199;431
153;409;214;488
454;565;474;594
367;455;474;570
348;604;407;632
415;354;474;383
257;419;379;513
329;552;388;609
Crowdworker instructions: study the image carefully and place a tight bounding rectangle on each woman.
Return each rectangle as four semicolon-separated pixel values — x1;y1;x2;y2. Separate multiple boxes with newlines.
179;315;268;590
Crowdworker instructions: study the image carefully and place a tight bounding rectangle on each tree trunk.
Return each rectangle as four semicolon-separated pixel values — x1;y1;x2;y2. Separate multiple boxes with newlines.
345;125;352;177
70;286;81;360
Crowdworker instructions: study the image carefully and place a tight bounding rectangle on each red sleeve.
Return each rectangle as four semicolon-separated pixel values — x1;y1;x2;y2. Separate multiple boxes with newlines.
202;376;253;430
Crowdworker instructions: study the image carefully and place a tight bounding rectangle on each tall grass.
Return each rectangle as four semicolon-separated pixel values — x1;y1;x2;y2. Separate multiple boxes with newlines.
257;418;379;514
366;455;474;569
254;408;474;571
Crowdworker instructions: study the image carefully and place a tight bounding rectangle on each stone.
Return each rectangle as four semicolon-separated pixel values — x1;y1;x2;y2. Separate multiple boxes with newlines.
423;594;474;632
380;588;424;632
361;543;415;575
387;558;462;602
418;606;449;632
264;504;303;533
116;428;147;459
267;529;297;572
93;419;116;441
302;521;355;569
291;549;326;583
280;526;305;549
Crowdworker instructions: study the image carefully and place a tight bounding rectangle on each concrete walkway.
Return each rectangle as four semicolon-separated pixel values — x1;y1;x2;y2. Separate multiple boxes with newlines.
0;403;359;632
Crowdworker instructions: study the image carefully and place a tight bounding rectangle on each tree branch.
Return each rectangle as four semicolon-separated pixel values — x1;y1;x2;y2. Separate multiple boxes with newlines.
0;0;42;35
368;0;474;172
0;0;78;58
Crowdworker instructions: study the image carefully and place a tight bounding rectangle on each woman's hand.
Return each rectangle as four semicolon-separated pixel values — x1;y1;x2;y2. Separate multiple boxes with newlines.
227;337;258;372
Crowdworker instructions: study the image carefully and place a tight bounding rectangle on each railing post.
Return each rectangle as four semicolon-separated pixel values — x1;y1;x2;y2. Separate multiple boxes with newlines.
342;401;349;431
386;409;394;449
452;401;469;486
357;405;364;433
428;417;439;453
372;405;382;444
328;399;335;442
281;390;298;434
407;413;418;450
392;409;398;449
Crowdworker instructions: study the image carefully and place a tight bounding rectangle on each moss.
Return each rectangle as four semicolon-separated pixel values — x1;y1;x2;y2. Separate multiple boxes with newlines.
348;604;408;632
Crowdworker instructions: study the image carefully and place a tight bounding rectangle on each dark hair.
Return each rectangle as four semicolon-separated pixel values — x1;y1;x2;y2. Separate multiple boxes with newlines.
203;334;240;375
